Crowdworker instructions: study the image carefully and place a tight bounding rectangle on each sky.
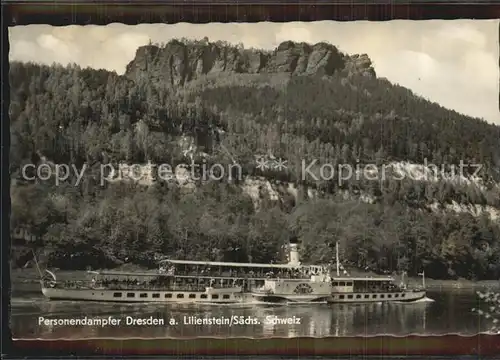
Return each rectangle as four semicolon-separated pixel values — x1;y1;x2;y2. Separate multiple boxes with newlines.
8;21;500;125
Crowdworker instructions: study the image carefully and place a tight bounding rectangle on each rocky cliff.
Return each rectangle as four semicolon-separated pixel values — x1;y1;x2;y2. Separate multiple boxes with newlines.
125;39;376;87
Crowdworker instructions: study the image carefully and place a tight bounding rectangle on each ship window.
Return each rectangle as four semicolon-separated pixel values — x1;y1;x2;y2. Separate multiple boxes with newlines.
212;295;219;300
380;294;385;299
223;295;230;299
339;282;345;286
364;294;369;299
395;294;399;298
401;293;406;298
113;292;122;298
388;294;392;298
152;293;160;298
346;282;353;286
347;295;353;299
177;294;184;298
189;294;196;299
200;294;208;299
165;293;172;298
127;293;135;298
333;282;338;286
339;295;345;299
356;294;361;299
372;294;377;299
140;293;148;298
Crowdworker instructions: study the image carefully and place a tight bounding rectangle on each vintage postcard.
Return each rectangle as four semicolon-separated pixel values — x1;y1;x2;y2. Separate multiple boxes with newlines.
9;20;500;340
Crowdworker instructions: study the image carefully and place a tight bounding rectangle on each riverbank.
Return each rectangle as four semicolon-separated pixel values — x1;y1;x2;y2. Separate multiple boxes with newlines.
406;277;500;290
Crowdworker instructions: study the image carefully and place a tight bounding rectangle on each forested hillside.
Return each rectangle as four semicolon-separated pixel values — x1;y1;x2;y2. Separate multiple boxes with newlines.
9;39;500;280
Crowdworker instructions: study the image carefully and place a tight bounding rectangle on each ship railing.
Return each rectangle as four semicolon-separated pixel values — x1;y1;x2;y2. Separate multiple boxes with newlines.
167;274;312;281
175;272;307;279
167;268;314;279
54;275;313;290
337;288;406;293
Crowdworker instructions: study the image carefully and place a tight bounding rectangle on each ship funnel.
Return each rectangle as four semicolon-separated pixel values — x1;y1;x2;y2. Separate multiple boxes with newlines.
288;241;300;266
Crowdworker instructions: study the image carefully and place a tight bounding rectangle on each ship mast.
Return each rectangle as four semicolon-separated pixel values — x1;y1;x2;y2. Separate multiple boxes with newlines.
32;249;44;279
335;242;340;276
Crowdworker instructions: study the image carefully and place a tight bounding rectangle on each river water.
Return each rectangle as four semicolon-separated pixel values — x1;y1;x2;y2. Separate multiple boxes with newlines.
10;281;496;339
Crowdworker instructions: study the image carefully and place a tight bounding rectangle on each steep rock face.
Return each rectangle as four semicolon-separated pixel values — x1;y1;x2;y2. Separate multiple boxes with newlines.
345;54;376;78
125;40;376;87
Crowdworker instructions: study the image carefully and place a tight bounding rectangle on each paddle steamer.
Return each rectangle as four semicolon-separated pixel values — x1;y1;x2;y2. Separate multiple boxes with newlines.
38;241;426;303
39;242;323;303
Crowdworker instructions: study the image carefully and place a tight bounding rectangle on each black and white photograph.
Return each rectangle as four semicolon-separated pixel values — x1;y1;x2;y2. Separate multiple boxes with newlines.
8;20;500;339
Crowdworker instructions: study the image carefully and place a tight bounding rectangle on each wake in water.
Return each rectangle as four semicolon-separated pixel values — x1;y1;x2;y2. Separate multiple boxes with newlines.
10;297;49;305
416;297;435;302
413;296;435;303
391;296;435;304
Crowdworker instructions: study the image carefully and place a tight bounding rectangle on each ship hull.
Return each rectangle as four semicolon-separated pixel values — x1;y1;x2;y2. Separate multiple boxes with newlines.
327;290;426;303
41;287;246;304
42;288;426;304
251;293;330;303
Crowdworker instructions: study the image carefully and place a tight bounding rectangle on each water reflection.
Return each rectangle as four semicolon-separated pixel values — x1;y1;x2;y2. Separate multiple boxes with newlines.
13;294;467;339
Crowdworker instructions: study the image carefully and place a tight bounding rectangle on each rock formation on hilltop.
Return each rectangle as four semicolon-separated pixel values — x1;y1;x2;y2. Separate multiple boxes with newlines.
125;39;376;87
